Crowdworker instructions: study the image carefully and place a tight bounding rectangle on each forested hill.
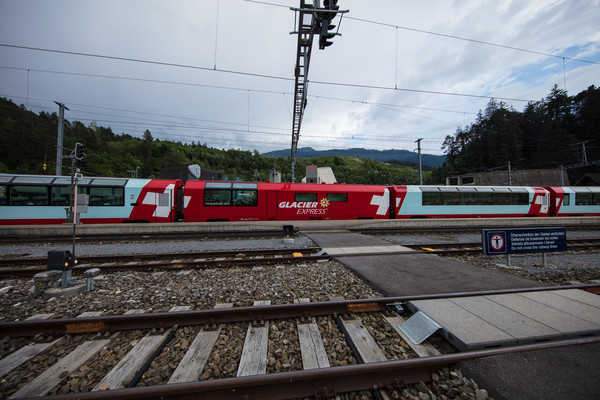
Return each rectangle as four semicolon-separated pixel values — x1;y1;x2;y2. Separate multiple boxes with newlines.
262;147;445;168
432;85;600;183
0;97;428;185
4;84;596;185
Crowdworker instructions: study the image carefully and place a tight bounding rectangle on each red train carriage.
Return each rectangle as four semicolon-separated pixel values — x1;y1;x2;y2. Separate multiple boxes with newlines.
183;181;390;222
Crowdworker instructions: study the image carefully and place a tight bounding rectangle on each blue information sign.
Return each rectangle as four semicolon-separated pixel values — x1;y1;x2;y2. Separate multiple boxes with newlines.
482;227;567;255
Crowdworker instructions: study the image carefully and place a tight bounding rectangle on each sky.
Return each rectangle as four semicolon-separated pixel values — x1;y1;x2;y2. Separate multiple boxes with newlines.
0;0;599;156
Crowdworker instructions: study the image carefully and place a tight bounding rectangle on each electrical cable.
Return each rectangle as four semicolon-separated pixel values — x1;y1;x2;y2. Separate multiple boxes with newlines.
0;44;541;102
0;65;477;115
244;0;600;66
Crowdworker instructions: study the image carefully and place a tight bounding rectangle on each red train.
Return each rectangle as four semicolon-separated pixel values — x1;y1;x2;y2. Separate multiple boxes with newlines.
1;174;599;225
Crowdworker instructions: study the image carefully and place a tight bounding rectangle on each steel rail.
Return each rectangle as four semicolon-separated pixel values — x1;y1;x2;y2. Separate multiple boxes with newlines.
0;230;288;243
0;254;330;278
403;237;600;249
0;247;322;266
4;237;598;275
2;284;599;337
26;337;600;400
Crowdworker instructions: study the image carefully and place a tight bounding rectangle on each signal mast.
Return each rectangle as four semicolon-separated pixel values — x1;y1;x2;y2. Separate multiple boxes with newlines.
289;0;347;182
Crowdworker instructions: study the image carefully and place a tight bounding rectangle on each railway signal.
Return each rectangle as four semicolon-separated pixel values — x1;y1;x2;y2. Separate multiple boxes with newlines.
319;20;336;49
319;0;339;49
75;142;84;159
74;142;86;167
289;1;348;181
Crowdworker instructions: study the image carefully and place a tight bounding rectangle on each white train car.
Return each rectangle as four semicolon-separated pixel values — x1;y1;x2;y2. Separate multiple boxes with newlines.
390;185;550;218
0;174;183;225
546;186;600;216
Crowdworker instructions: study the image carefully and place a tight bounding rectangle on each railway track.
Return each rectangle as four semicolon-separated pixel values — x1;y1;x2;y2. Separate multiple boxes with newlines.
401;237;600;255
0;230;291;244
0;248;327;278
3;237;600;278
2;286;598;399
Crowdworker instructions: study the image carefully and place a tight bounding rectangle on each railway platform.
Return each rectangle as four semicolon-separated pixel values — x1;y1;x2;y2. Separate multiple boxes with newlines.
2;216;600;239
304;230;600;400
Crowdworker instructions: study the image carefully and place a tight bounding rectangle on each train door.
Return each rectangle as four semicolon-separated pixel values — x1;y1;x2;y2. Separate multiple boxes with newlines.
176;184;184;221
157;186;173;222
531;188;550;217
142;184;174;222
265;188;277;220
539;190;549;216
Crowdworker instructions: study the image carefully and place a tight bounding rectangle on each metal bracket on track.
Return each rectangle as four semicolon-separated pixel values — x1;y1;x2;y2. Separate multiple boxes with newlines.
398;311;442;344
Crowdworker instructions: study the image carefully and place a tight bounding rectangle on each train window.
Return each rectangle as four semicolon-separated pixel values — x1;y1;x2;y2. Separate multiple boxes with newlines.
422;193;441;206
89;187;124;206
441;193;459;205
159;192;170;207
51;186;71;206
231;189;258;206
593;194;600;205
12;176;51;185
206;182;232;189
513;193;530;205
459;193;478;205
9;185;49;206
204;182;258;207
493;193;511;205
479;193;493;205
232;183;257;190
295;193;317;202
205;189;231;206
89;178;127;187
0;185;6;205
53;177;72;186
575;193;592;206
327;193;348;202
563;194;570;206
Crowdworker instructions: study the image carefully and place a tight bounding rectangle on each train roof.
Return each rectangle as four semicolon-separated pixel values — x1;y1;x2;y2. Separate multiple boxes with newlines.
396;185;542;193
0;173;133;187
185;181;388;192
551;186;600;193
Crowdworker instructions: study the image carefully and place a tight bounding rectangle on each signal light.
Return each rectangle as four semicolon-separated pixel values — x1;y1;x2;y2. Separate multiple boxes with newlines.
318;0;339;50
324;0;339;12
319;21;336;49
47;250;76;271
75;142;84;160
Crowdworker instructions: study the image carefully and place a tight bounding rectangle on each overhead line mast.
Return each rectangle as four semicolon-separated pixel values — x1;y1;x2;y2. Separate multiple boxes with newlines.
289;0;347;182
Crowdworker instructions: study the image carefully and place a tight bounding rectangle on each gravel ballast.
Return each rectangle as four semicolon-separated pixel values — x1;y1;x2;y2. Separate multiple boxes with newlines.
2;234;599;399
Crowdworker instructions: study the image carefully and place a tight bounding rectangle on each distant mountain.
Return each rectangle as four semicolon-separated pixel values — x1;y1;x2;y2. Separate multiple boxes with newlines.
262;147;446;168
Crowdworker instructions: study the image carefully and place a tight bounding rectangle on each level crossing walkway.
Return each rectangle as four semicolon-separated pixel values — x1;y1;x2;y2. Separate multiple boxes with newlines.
303;230;600;400
407;288;600;351
305;231;538;296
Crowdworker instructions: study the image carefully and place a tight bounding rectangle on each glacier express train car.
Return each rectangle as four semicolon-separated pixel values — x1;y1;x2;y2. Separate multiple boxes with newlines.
545;186;600;216
183;181;391;221
390;185;550;218
0;174;183;224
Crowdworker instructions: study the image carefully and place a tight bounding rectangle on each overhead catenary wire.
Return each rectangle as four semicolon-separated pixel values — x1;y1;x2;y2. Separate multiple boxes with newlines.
0;44;541;103
1;93;455;141
0;65;478;115
4;93;442;149
244;0;600;66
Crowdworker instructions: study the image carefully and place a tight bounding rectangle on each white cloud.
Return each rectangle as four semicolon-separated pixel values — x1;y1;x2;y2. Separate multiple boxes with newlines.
0;0;597;157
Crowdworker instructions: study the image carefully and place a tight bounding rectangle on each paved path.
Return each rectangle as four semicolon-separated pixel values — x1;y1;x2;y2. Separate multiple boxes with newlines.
307;232;538;296
304;231;600;400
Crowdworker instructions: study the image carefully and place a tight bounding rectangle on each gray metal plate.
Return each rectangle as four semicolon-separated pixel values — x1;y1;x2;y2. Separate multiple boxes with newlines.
398;311;442;344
